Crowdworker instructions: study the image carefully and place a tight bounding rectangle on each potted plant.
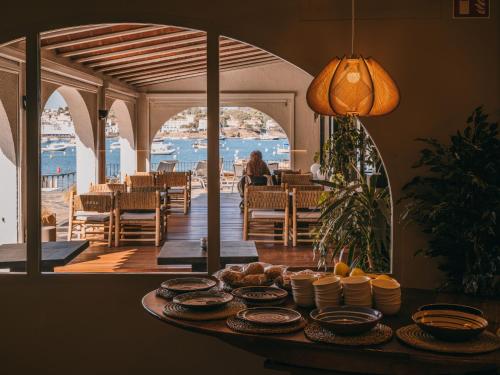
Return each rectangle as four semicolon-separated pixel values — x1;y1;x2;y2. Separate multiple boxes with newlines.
314;116;391;273
400;107;500;296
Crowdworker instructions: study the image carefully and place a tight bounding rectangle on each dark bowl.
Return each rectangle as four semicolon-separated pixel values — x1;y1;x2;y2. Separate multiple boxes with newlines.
412;308;488;342
310;306;383;335
417;303;484;317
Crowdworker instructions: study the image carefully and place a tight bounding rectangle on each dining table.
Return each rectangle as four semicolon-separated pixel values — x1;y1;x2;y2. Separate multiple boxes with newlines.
142;287;500;375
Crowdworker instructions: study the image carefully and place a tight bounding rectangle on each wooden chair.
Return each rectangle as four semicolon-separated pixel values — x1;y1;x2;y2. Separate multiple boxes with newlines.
114;191;165;247
67;192;114;247
125;174;155;190
291;188;323;246
89;183;126;193
156;171;191;214
243;187;289;245
282;173;313;186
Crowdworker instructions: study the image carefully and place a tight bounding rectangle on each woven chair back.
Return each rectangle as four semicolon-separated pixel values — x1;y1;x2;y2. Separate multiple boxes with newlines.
282;173;313;186
156;172;188;188
126;174;155;188
116;191;159;210
89;183;126;193
73;194;113;212
246;190;288;209
294;189;323;209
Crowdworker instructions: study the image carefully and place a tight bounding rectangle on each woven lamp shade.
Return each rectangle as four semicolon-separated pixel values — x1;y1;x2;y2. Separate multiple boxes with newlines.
307;56;399;116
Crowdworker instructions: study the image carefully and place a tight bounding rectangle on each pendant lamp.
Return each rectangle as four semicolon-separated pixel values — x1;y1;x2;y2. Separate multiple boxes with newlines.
306;0;400;117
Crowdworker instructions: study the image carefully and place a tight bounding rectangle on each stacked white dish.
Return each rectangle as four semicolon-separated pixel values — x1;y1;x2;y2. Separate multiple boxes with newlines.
290;274;316;307
371;278;401;315
313;276;342;309
341;276;372;308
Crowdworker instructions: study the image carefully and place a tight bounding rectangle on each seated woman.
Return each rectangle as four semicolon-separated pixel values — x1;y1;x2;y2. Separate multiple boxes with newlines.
238;150;271;207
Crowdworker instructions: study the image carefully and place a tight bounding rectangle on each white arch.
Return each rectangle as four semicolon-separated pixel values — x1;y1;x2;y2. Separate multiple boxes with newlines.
56;86;96;193
0;100;18;244
109;99;136;180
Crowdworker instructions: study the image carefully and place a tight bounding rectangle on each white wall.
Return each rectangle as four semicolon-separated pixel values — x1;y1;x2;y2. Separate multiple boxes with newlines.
0;100;18;244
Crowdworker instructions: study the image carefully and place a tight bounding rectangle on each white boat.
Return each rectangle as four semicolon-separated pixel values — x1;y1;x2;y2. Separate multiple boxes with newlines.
42;142;73;152
277;143;290;154
110;141;120;150
192;141;207;149
151;142;176;155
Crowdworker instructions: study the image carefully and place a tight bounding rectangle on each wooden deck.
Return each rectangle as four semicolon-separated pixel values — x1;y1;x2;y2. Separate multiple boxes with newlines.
54;192;316;273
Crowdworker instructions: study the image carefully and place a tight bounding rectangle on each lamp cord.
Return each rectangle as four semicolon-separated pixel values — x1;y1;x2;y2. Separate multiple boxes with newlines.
351;0;355;56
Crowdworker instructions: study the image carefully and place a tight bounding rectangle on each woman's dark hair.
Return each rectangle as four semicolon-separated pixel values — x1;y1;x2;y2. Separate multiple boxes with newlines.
250;150;263;160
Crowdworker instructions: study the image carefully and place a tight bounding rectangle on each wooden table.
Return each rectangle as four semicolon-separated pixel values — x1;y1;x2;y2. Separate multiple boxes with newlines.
157;240;258;271
142;288;499;375
0;240;89;272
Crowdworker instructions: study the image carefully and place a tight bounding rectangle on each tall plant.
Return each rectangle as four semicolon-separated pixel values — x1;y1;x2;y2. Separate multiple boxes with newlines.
314;116;391;272
401;107;500;296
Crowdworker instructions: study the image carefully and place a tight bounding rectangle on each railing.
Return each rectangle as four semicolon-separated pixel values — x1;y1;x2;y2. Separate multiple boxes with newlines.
151;159;290;173
41;172;76;190
41;160;291;190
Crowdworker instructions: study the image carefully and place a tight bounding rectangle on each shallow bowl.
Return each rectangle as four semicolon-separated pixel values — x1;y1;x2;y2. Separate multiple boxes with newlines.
310;306;382;335
412;308;488;342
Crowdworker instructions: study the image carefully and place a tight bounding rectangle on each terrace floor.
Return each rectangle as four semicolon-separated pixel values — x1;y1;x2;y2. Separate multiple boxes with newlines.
54;192;316;273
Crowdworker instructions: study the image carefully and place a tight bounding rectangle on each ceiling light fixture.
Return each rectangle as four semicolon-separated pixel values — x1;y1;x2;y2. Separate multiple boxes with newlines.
306;0;400;117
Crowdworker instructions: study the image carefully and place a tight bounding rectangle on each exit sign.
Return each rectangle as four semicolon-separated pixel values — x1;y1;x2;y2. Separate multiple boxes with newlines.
453;0;490;18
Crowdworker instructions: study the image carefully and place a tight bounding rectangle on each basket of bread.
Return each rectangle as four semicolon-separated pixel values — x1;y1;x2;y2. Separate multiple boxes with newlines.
215;262;287;289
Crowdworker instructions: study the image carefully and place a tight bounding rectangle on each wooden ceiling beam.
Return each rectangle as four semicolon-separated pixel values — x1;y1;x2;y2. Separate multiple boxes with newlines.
88;39;240;69
75;35;207;63
124;54;276;82
130;57;279;85
60;30;200;57
118;51;271;80
121;61;207;80
41;24;116;39
43;25;168;50
98;43;258;73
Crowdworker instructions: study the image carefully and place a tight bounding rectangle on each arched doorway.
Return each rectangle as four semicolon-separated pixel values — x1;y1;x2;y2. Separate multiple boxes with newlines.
42;87;96;194
150;106;289;176
107;99;136;181
0;99;17;244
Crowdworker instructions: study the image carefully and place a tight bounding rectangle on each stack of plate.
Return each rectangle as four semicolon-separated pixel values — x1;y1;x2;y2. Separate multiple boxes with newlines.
341;276;372;308
313;276;342;309
371;278;401;315
290;274;316;307
237;307;302;326
161;277;217;293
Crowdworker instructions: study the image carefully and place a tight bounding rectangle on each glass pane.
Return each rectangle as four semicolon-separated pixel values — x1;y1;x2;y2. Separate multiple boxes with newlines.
37;24;207;273
0;37;26;273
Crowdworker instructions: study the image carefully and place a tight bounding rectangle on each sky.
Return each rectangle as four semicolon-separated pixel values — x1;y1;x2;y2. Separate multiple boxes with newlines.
44;91;67;109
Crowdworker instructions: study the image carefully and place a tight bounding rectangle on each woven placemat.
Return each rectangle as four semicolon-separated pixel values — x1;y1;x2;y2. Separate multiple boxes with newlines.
227;316;306;334
305;322;393;346
396;324;500;355
163;301;246;321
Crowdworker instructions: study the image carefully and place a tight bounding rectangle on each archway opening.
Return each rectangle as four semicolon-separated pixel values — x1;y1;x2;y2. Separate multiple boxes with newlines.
41;88;95;234
150;106;289;187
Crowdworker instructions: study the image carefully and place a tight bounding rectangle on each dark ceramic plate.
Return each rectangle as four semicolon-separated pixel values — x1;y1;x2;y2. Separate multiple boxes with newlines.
417;303;484;317
412;309;488;342
232;286;288;302
237;307;302;326
161;277;216;292
310;306;383;335
173;291;233;310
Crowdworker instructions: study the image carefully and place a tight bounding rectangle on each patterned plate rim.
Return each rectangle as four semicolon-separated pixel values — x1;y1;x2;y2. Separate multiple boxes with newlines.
236;307;302;326
161;277;217;292
232;286;288;302
173;291;233;308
